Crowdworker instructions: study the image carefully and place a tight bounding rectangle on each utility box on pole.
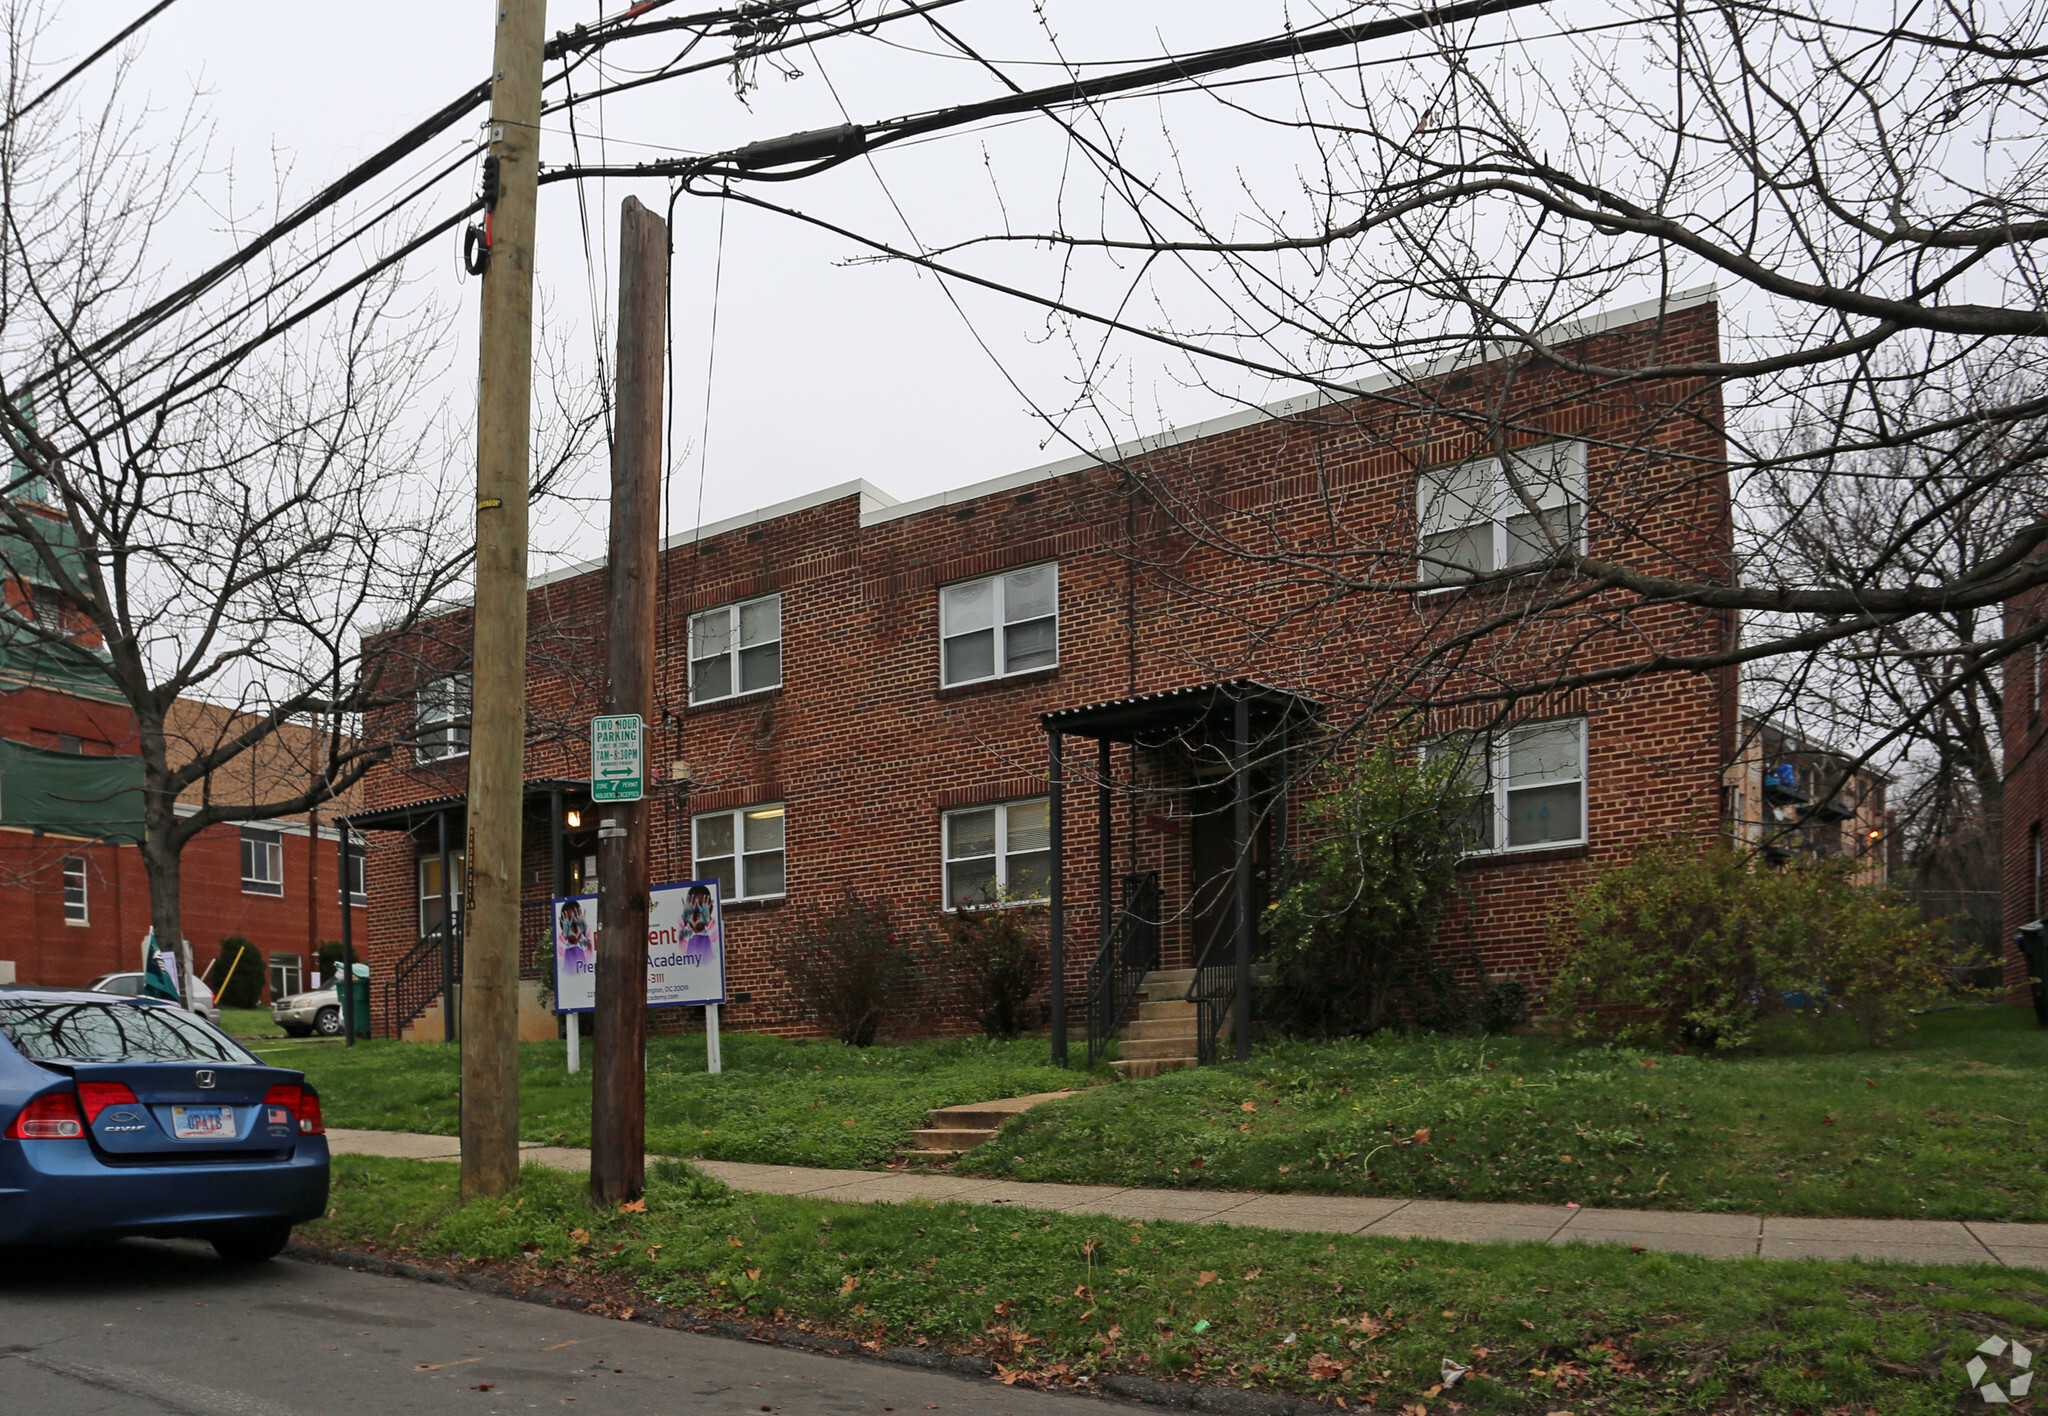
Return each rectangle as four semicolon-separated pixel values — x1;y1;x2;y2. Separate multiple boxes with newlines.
590;196;668;1205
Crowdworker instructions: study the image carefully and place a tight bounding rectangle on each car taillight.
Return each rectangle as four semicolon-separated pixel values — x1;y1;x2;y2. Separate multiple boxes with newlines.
5;1091;85;1139
76;1080;138;1123
264;1084;325;1136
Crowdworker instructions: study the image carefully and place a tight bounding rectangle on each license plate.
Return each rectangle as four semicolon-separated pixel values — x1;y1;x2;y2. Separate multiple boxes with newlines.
170;1105;231;1140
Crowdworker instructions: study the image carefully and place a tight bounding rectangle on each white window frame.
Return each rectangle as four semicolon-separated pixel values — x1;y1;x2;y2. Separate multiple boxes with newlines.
688;593;783;705
417;852;465;936
942;797;1052;909
61;854;87;925
1435;718;1588;855
240;827;285;897
692;803;787;903
415;674;471;762
939;563;1060;688
340;840;367;907
1417;440;1587;587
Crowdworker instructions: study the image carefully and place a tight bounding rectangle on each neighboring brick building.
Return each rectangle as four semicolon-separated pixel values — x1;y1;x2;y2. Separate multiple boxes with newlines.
0;497;365;995
2002;586;2048;999
358;292;1737;1041
1723;715;1890;884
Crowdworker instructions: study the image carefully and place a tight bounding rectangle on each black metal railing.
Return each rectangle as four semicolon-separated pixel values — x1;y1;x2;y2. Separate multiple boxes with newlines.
1185;897;1241;1066
1085;872;1161;1067
381;927;460;1041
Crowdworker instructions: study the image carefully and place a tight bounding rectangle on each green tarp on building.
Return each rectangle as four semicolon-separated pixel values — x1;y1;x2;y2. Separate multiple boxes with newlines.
0;737;143;843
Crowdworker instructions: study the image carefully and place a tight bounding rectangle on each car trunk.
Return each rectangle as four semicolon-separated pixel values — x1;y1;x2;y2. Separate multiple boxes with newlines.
44;1060;306;1164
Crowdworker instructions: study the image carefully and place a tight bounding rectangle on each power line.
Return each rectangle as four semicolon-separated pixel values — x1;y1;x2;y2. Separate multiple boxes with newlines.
2;0;182;134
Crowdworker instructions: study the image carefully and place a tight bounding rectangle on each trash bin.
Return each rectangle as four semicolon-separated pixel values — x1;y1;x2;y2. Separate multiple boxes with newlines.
348;962;371;1039
2015;922;2048;1028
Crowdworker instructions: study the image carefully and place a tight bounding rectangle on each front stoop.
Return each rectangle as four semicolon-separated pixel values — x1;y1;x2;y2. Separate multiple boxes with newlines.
1108;968;1201;1078
897;1089;1075;1161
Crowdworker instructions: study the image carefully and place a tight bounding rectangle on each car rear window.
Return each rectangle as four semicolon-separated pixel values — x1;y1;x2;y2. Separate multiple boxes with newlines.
0;1000;253;1064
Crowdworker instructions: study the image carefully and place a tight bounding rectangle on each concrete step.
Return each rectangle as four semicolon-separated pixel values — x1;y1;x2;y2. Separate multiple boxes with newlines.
1111;1056;1197;1079
908;1127;998;1152
1121;1016;1201;1041
1136;998;1198;1022
1118;1034;1206;1060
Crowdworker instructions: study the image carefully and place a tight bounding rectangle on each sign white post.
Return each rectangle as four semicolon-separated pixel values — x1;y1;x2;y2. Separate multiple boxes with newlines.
551;879;726;1074
566;1012;580;1073
705;1002;722;1075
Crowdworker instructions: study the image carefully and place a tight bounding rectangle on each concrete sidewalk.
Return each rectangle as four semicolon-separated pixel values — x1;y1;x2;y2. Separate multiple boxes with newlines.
327;1128;2048;1270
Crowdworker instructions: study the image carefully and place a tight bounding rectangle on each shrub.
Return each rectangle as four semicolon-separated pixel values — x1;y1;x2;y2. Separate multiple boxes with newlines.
939;891;1047;1038
208;936;265;1008
772;889;923;1046
1548;835;1951;1050
1260;735;1479;1036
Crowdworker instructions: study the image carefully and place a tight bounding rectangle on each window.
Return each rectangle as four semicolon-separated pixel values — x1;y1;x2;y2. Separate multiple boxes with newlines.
27;583;64;634
943;798;1051;907
54;734;80;755
1437;719;1587;853
240;828;284;896
340;840;366;906
61;855;86;925
689;594;781;704
693;805;786;901
418;852;465;935
415;674;471;761
1418;441;1586;585
940;564;1058;687
267;952;302;1002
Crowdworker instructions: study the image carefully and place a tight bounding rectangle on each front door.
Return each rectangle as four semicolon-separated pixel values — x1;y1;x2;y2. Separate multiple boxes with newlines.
1187;782;1272;964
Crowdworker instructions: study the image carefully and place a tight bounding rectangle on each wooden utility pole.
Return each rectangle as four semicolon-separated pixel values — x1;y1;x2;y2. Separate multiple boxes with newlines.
591;196;667;1204
461;0;547;1201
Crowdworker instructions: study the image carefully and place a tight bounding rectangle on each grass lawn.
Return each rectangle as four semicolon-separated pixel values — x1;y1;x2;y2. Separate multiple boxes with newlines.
258;1030;1091;1170
219;1005;285;1039
962;1006;2048;1221
308;1152;2047;1415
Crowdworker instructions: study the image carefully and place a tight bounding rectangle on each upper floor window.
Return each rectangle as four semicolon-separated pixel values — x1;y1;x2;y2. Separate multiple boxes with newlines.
415;674;470;762
690;593;782;704
241;827;285;896
943;798;1051;907
693;804;786;901
61;855;87;925
1437;718;1587;853
1418;440;1586;586
940;564;1058;687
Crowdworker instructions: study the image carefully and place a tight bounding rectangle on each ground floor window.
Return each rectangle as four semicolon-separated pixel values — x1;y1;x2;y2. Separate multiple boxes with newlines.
1438;718;1588;852
61;855;86;925
943;798;1051;907
693;805;786;901
268;952;302;1001
418;852;464;935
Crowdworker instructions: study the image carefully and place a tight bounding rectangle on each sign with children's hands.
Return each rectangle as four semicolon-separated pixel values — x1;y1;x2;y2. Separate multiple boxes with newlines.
551;880;726;1012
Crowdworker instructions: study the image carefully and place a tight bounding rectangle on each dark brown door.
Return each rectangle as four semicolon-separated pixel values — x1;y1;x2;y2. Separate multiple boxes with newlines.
1187;783;1271;963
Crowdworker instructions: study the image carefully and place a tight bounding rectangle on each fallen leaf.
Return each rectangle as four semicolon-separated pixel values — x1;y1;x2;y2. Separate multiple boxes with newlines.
1864;1077;1876;1088
618;1199;646;1214
1306;1353;1348;1380
728;1237;743;1247
1197;1272;1217;1287
1244;1268;1262;1281
1520;1318;1536;1329
1242;1101;1258;1112
1822;1115;1835;1125
470;1383;494;1392
748;1269;761;1280
839;1275;859;1296
843;1117;856;1128
1414;1128;1432;1145
993;1300;1011;1316
569;1228;590;1245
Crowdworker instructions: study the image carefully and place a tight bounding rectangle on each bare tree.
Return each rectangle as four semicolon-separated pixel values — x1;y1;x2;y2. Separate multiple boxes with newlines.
0;4;600;956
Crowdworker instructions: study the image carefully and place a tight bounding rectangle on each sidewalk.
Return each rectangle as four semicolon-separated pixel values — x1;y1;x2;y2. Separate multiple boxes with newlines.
326;1128;2048;1270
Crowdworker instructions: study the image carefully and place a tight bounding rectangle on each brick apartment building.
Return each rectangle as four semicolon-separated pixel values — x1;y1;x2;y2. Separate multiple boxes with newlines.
2003;587;2048;1000
356;291;1740;1046
0;499;365;996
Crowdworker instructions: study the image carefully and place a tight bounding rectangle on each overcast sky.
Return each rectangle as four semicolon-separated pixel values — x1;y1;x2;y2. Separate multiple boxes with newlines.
30;0;1444;574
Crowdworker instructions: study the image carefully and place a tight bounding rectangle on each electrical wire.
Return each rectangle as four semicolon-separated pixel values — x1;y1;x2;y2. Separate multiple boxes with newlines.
2;0;182;134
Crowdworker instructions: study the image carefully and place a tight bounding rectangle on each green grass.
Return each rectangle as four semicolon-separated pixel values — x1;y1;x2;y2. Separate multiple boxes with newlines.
309;1152;2048;1415
220;1006;285;1039
962;1007;2048;1221
263;1030;1091;1170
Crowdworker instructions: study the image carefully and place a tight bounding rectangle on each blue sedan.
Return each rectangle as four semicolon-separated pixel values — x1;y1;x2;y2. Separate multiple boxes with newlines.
0;989;329;1261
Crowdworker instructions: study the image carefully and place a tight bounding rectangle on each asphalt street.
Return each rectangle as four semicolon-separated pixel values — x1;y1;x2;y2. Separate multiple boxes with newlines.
0;1240;1099;1416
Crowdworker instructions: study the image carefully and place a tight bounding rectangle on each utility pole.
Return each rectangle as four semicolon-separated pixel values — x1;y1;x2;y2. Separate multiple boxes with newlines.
461;0;547;1201
591;196;667;1205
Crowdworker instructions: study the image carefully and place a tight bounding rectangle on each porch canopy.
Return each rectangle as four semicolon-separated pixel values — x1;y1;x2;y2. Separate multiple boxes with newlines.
342;777;589;1042
1040;679;1319;1066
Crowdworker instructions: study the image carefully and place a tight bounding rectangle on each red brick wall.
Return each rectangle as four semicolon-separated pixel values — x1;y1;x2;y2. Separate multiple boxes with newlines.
361;302;1735;1037
2002;588;2046;998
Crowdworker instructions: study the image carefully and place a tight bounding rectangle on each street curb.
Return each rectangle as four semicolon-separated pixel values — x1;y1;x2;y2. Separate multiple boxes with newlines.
282;1242;1349;1416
